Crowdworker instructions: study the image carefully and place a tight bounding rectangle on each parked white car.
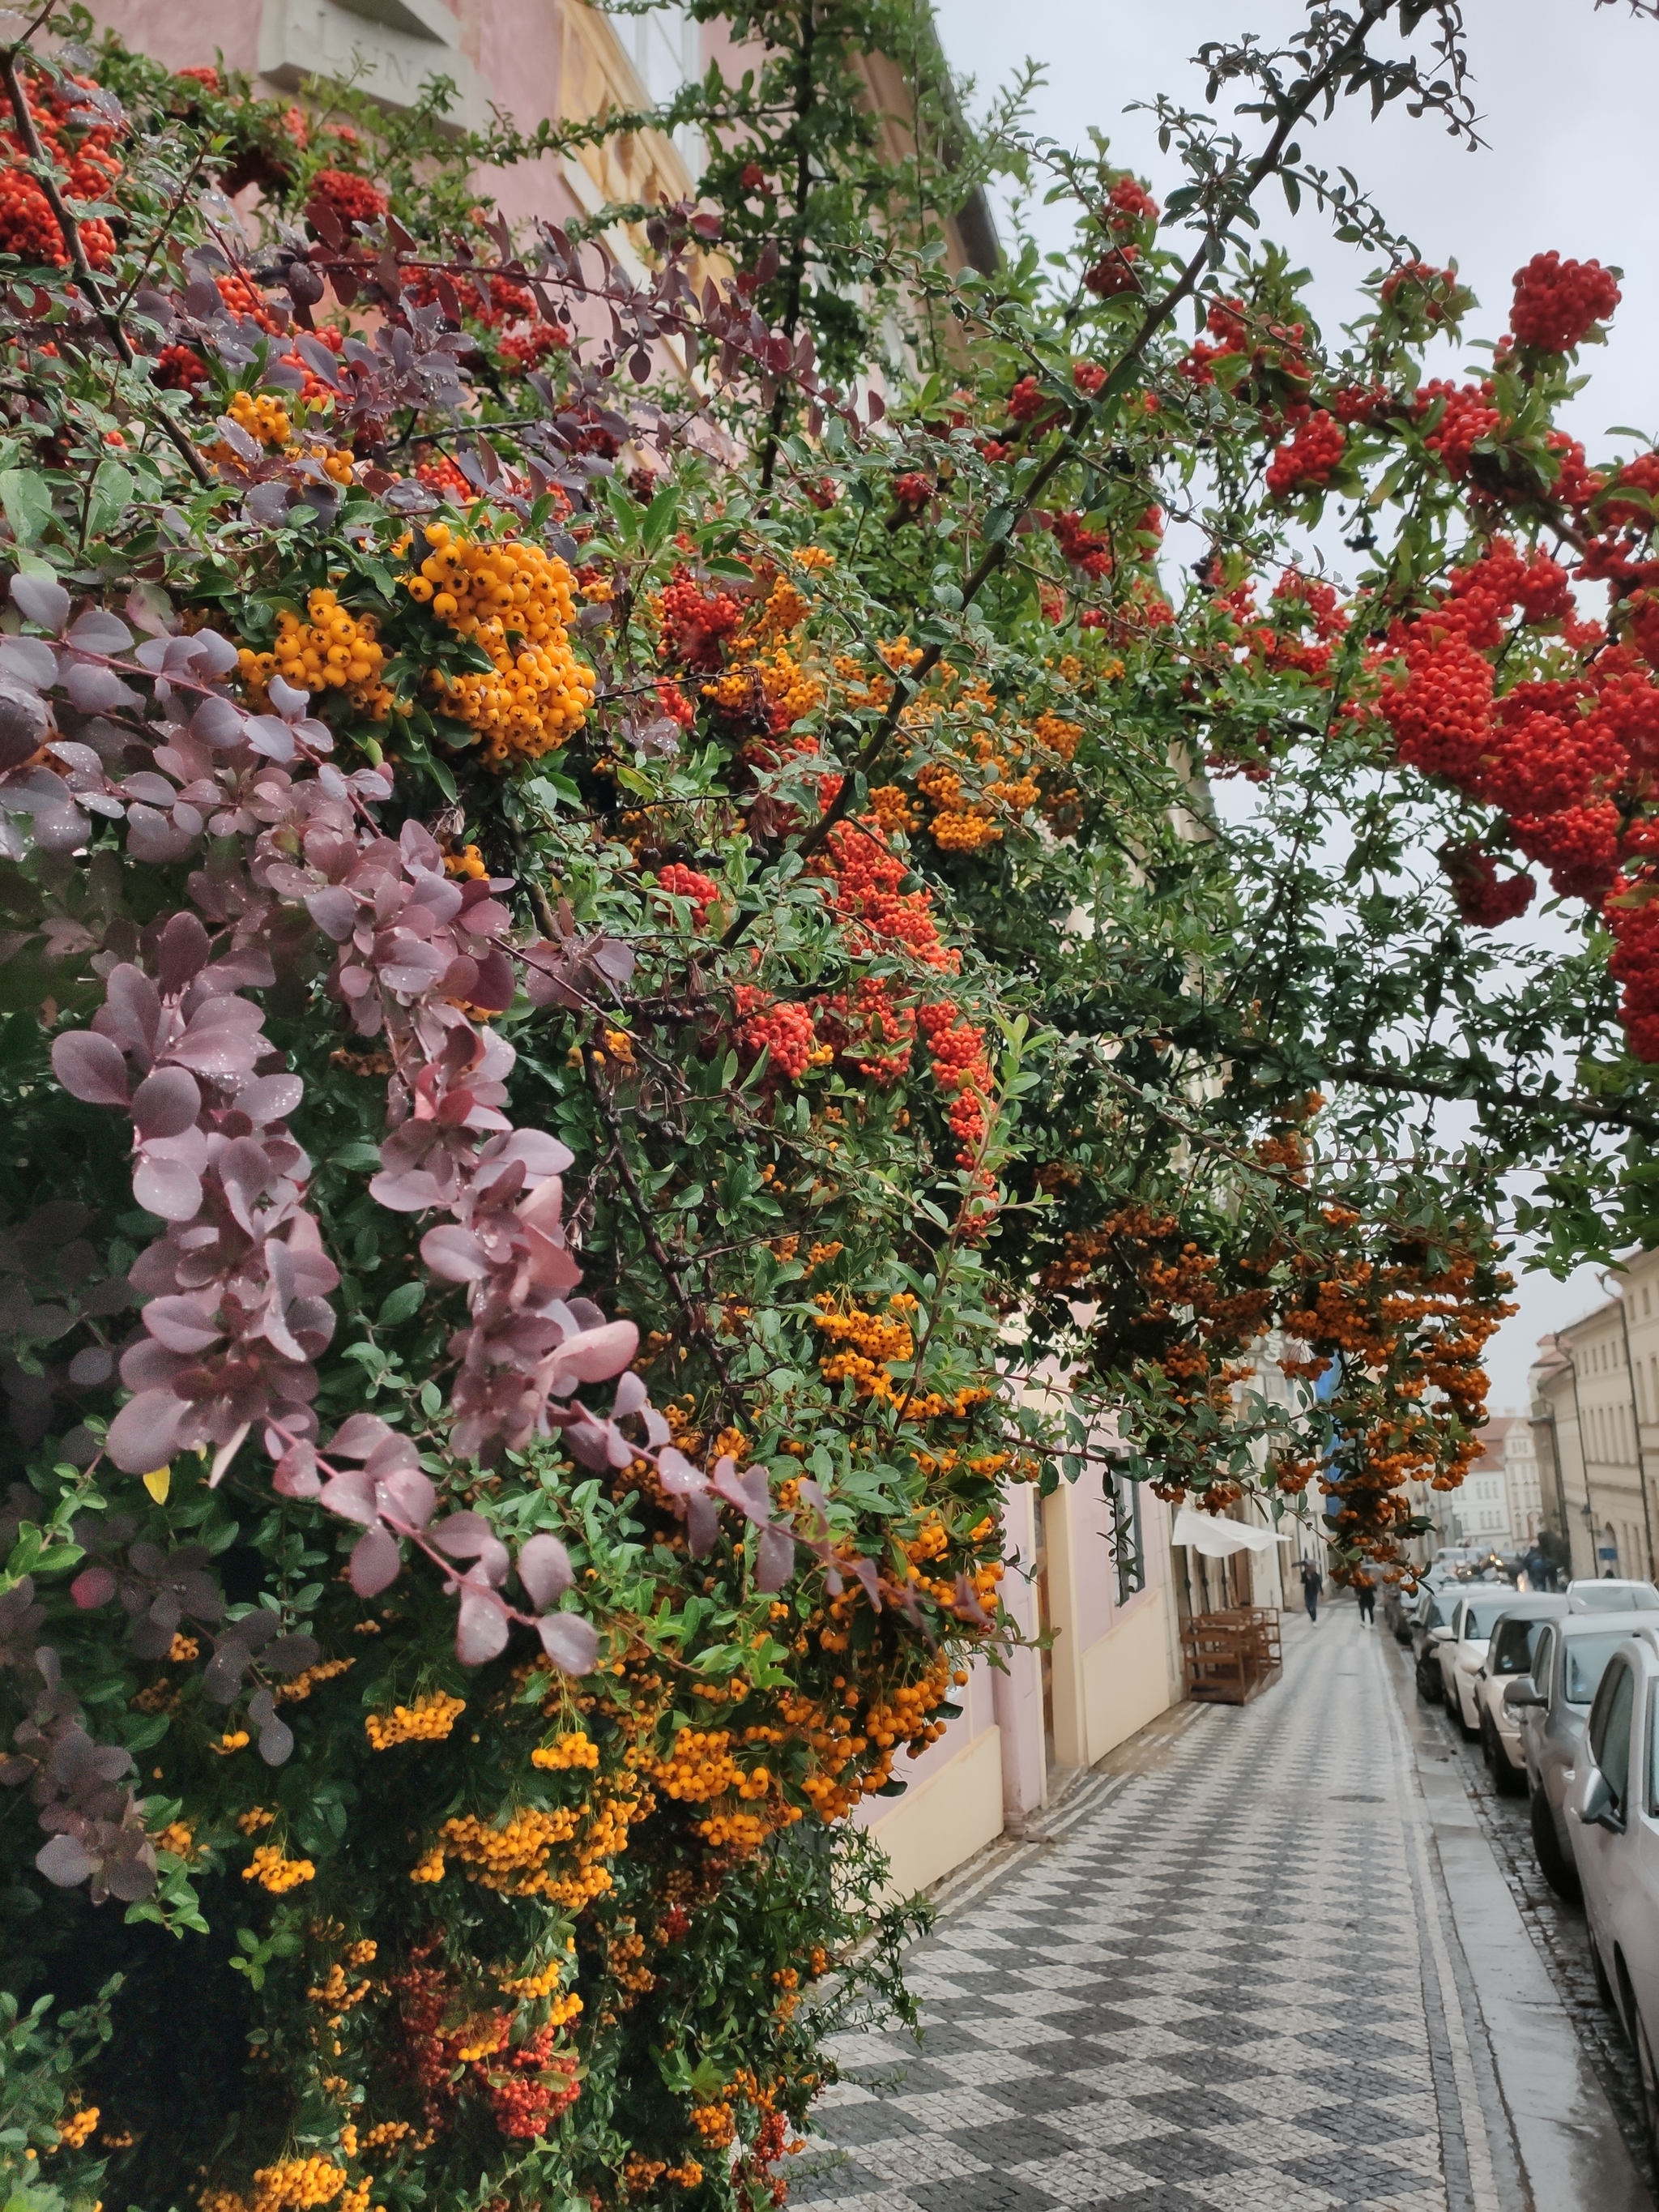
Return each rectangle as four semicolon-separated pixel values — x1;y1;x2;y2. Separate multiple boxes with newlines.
1508;1611;1659;1899
1432;1590;1527;1737
1473;1597;1566;1792
1566;1631;1659;2154
1567;1578;1659;1614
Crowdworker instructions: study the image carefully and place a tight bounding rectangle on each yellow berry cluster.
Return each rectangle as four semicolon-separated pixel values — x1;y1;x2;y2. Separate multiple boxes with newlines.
623;2154;705;2194
531;1729;600;1770
56;2107;99;2150
276;1656;353;1705
200;2157;349;2212
243;1845;316;1893
1032;710;1082;762
152;1820;194;1857
702;645;824;725
404;523;595;768
306;1962;372;2022
237;1805;276;1834
303;442;357;486
814;1293;917;1399
227;389;292;449
364;1691;465;1749
237;589;391;719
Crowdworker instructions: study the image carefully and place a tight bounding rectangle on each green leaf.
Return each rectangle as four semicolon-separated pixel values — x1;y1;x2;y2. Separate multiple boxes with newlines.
0;470;54;548
377;1280;425;1328
87;459;135;539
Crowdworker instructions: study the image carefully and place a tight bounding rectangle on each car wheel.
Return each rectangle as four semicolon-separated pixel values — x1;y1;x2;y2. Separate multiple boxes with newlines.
1593;1937;1617;2012
1482;1713;1524;1795
1530;1785;1581;1902
1631;1995;1659;2167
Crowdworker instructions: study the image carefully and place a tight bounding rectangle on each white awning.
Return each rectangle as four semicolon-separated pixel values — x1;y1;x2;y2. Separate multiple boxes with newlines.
1171;1506;1296;1559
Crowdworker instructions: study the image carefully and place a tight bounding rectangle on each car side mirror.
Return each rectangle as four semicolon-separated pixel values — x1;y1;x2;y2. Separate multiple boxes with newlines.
1430;1625;1453;1643
1503;1677;1545;1710
1580;1766;1626;1834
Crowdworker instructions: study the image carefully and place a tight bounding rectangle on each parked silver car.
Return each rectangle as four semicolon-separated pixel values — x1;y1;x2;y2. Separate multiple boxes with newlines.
1473;1596;1567;1793
1432;1589;1528;1737
1565;1632;1659;2155
1503;1610;1659;1898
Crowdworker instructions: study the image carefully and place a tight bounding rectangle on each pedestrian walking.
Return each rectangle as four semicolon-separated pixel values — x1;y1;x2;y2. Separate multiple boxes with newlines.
1354;1574;1376;1627
1299;1557;1322;1624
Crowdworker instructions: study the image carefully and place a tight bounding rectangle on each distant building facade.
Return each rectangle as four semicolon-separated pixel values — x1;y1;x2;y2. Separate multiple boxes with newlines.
1529;1257;1659;1581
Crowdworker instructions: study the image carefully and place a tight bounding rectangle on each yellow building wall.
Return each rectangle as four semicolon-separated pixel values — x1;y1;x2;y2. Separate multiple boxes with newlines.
1077;1584;1175;1766
860;1725;1005;1902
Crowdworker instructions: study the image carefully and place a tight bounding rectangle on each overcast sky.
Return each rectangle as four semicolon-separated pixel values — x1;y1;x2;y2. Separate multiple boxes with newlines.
934;0;1659;1411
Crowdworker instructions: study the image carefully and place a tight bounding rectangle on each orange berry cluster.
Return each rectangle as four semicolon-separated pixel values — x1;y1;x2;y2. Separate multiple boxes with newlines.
405;523;595;767
530;1730;599;1770
365;1691;465;1749
228;389;293;450
238;589;391;720
243;1845;316;1893
814;1295;915;1400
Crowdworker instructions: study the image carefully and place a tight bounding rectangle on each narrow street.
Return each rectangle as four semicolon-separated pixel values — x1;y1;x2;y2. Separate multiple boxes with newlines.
795;1602;1655;2212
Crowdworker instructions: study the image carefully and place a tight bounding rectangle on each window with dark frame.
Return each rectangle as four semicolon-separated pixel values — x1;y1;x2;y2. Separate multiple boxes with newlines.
1111;1473;1145;1605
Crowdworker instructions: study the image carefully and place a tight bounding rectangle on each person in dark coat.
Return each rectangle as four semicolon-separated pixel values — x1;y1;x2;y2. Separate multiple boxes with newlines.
1299;1557;1322;1623
1354;1573;1376;1627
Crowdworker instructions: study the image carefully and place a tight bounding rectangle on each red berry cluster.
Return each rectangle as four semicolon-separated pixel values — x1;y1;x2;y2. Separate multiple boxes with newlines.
892;472;932;509
499;326;569;370
1105;174;1159;231
215;270;281;335
484;2026;580;2140
1413;381;1502;479
155;343;209;391
660;570;744;671
390;1958;579;2140
309;167;387;230
1084;247;1140;299
1006;377;1048;425
1608;885;1659;1061
919;1000;995;1163
655;678;695;728
1379;261;1469;327
1047;510;1112;579
0;71;121;270
656;862;721;924
1266;411;1345;498
733;987;817;1080
1509;251;1621;353
1072;362;1107;396
816;976;916;1087
1438;844;1535;926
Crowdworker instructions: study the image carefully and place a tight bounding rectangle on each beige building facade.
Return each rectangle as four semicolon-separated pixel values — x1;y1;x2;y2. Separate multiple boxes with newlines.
1529;1256;1659;1582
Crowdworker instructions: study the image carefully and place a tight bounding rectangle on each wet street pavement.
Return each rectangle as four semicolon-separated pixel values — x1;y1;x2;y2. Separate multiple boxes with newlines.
796;1602;1653;2212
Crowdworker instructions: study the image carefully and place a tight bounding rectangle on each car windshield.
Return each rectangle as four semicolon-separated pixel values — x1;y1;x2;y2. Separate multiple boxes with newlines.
1573;1584;1659;1613
1460;1598;1514;1640
1565;1631;1639;1704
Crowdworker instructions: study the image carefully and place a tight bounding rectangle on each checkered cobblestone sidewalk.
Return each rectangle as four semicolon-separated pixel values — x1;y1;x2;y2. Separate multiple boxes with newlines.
793;1614;1503;2212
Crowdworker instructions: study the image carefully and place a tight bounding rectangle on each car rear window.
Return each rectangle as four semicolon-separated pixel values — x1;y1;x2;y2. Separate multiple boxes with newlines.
1492;1618;1552;1675
1573;1584;1659;1612
1566;1631;1638;1704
